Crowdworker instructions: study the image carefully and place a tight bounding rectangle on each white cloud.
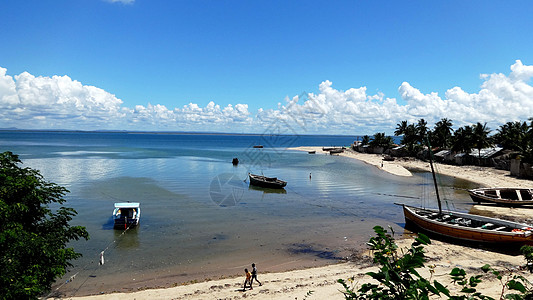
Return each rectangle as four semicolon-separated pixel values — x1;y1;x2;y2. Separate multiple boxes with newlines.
1;60;532;134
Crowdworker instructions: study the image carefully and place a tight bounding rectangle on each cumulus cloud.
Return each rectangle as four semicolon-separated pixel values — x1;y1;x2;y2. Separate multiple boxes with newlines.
1;60;532;134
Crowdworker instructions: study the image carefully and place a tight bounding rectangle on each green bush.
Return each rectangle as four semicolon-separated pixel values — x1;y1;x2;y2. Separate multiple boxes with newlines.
339;226;533;300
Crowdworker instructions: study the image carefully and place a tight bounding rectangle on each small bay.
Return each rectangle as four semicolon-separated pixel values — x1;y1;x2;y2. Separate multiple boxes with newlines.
0;131;476;296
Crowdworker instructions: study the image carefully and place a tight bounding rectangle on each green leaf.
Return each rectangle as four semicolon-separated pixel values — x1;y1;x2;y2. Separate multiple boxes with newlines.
434;280;450;297
507;280;527;293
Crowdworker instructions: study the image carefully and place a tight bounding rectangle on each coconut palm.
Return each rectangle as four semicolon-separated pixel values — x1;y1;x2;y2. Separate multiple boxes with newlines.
451;125;474;154
431;118;454;148
369;132;394;149
416;119;428;144
394;120;409;136
472;122;492;162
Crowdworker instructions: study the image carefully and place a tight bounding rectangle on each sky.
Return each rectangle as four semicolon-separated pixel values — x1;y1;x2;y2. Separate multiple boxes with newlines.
1;0;533;135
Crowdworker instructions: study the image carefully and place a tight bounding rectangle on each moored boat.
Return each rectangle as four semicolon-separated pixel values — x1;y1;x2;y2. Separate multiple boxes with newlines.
248;173;287;189
113;202;141;229
469;187;533;206
397;203;533;245
397;138;533;245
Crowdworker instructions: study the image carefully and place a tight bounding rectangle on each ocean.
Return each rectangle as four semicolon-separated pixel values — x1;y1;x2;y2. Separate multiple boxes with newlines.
0;131;476;296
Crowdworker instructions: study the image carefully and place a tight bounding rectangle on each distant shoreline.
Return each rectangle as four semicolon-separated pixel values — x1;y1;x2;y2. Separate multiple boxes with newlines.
289;146;532;188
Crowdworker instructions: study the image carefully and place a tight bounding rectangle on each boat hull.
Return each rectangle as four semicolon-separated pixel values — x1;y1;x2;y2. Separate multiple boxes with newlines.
400;204;533;245
249;173;287;189
469;188;533;206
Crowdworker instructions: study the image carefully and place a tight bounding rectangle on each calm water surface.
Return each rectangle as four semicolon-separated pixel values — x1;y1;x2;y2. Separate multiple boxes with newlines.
0;131;477;296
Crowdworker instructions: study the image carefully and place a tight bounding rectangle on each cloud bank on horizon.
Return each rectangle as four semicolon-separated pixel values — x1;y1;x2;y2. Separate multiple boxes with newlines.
1;60;532;135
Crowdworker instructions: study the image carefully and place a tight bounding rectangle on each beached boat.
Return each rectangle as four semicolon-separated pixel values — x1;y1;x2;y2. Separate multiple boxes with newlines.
396;142;533;245
329;148;344;155
323;146;345;152
468;187;533;206
113;202;141;229
398;204;533;244
248;173;287;189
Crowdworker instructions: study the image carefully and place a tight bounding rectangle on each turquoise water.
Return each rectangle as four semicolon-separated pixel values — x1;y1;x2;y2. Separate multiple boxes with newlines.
0;131;475;296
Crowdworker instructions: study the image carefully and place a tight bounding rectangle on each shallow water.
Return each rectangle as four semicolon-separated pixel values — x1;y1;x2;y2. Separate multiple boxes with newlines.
0;131;477;296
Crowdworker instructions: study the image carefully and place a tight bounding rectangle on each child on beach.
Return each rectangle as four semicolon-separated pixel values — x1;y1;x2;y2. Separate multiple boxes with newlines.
251;263;262;286
243;268;252;291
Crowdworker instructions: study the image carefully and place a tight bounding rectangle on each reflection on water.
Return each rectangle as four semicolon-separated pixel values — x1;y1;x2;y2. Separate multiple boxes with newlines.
248;184;287;194
0;131;481;296
113;227;139;249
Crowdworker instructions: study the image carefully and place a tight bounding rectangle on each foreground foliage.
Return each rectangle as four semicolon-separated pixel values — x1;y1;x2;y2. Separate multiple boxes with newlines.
339;226;533;299
0;151;89;299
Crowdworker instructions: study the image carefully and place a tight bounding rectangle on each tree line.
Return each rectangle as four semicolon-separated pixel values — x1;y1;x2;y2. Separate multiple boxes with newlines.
360;118;533;164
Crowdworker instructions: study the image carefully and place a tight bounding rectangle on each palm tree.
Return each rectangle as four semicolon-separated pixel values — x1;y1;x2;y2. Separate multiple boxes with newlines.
369;132;394;149
493;121;528;151
451;125;474;154
472;122;492;162
361;135;370;146
394;120;408;136
431;118;454;148
416;119;428;144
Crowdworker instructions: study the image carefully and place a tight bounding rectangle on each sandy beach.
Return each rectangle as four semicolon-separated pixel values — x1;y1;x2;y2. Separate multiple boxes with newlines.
57;146;533;300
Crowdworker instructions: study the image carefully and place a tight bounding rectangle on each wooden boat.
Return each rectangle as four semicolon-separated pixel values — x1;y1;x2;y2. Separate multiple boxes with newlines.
323;146;345;152
329;148;344;155
248;173;287;189
383;155;395;161
113;202;140;229
397;141;533;245
398;204;533;244
468;187;533;206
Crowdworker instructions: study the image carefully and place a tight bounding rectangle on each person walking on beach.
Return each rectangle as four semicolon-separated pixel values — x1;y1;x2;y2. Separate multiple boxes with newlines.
243;268;252;291
251;263;262;286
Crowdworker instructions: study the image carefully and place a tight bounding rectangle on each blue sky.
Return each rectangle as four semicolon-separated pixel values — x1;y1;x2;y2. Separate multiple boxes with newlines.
1;0;533;134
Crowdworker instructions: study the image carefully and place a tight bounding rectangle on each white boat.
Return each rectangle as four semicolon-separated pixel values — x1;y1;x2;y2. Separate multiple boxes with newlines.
113;202;140;229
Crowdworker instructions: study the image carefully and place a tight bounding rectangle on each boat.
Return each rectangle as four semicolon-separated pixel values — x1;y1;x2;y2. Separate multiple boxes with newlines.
329;148;344;155
113;202;141;229
308;151;316;154
398;204;533;244
248;173;287;189
468;187;533;206
253;145;264;148
323;146;345;152
383;155;395;161
232;158;239;165
396;141;533;245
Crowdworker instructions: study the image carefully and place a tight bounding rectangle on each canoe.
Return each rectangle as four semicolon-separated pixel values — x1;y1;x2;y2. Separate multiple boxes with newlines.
469;187;533;206
398;203;533;245
248;173;287;189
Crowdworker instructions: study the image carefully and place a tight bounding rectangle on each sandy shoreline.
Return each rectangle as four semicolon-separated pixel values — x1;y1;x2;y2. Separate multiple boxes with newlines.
57;147;533;300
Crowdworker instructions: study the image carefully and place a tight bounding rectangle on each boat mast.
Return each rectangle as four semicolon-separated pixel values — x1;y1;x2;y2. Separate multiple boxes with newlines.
427;140;443;215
